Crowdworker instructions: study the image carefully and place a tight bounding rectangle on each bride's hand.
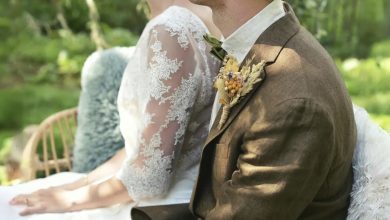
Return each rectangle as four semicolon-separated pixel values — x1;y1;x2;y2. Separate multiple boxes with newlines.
9;188;75;216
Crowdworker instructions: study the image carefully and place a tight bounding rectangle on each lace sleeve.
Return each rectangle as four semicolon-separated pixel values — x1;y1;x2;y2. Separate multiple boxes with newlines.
116;25;200;201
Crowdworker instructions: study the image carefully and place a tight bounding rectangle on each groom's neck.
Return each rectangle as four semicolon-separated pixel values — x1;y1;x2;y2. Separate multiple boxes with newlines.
213;0;272;37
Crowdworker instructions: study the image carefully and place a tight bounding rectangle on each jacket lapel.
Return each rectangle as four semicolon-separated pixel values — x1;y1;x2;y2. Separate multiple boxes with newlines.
204;4;301;147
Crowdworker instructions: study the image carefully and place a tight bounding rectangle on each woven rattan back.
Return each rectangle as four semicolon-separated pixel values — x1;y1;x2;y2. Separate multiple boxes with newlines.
22;108;77;180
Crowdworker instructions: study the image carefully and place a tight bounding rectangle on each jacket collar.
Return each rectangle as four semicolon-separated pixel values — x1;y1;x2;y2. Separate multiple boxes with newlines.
221;0;286;64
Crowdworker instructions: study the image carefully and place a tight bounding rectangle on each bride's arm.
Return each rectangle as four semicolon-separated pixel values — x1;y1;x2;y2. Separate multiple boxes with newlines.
9;149;128;215
10;176;132;216
11;22;201;215
54;148;126;191
68;177;132;211
9;147;126;205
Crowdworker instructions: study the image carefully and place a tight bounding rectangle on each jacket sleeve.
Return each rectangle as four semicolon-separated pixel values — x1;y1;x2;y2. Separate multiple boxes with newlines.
209;98;337;219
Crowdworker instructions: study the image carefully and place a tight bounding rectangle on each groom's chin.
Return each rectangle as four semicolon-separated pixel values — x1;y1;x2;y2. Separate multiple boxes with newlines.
189;0;215;7
189;0;204;4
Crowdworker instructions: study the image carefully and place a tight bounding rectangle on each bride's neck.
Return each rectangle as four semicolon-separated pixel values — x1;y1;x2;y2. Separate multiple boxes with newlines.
172;0;222;38
147;0;221;37
148;0;192;18
147;0;174;18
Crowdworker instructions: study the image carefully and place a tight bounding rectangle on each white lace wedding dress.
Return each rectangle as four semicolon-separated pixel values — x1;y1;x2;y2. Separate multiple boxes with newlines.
0;6;218;220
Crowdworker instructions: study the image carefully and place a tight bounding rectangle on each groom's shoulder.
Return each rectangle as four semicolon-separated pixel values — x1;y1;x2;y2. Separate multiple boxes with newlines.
256;26;350;108
290;26;334;63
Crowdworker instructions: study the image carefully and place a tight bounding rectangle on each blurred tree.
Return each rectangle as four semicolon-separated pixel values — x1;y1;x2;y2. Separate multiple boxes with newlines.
288;0;328;40
53;0;71;32
386;0;390;37
289;0;387;58
95;0;148;35
85;0;108;50
136;0;151;19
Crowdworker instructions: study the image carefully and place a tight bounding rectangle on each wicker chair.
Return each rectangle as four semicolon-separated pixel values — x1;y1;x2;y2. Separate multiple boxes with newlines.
21;108;78;181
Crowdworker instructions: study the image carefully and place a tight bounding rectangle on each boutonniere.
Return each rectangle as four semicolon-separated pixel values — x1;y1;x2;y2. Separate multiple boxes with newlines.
214;54;266;129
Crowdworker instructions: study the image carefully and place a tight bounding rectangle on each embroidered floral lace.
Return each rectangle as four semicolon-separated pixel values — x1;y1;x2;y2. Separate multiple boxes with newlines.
116;6;219;201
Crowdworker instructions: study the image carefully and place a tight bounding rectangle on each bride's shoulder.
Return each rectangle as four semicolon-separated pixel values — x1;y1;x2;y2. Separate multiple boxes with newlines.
147;6;207;37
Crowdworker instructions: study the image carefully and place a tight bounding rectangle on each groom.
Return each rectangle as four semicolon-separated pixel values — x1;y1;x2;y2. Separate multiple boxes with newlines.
186;0;356;219
131;0;356;219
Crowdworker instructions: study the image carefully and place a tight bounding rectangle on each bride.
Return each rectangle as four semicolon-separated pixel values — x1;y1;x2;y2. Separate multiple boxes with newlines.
1;0;221;219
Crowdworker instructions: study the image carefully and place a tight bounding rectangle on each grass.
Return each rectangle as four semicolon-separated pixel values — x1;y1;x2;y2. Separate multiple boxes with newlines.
370;114;390;132
0;84;79;126
339;56;390;132
0;165;7;185
352;95;390;132
0;84;80;152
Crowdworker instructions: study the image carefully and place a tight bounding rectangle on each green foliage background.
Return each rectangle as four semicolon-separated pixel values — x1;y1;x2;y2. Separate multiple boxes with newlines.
0;0;389;184
290;0;390;131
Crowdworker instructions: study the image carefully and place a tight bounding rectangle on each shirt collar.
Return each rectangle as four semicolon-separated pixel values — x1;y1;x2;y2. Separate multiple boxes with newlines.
221;0;286;64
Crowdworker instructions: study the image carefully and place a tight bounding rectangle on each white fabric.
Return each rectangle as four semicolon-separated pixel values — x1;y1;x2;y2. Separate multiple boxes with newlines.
0;6;218;220
347;105;390;219
209;0;285;128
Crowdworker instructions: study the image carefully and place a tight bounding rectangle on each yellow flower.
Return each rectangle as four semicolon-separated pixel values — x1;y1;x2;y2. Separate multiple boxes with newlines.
223;55;240;73
213;53;266;129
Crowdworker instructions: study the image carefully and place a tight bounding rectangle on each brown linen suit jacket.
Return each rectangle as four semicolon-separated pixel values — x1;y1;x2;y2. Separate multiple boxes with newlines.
189;5;357;220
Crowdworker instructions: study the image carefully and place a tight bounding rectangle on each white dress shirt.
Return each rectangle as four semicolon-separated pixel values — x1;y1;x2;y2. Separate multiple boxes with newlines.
209;0;286;129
